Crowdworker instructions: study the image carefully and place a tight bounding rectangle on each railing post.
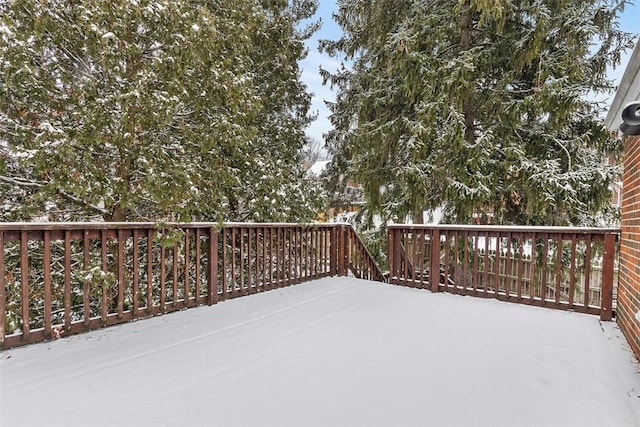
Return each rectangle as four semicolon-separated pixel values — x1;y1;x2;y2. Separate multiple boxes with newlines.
430;229;440;292
0;231;5;348
340;225;348;276
208;227;219;306
600;232;616;321
387;228;394;284
330;226;338;276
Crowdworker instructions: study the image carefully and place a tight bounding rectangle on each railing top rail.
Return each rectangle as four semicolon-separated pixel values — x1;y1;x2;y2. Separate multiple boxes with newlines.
0;222;349;231
388;224;621;234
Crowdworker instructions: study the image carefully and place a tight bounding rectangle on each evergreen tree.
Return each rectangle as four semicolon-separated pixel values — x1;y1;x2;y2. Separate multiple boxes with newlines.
321;0;633;226
0;0;323;222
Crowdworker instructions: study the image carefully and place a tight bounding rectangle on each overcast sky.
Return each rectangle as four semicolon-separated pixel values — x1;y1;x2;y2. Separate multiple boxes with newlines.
300;1;640;143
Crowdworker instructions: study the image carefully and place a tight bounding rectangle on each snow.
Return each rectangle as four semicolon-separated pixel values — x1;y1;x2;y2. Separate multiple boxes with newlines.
1;277;639;427
308;159;331;176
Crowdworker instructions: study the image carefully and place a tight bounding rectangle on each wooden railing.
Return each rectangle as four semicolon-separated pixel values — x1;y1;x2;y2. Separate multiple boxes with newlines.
0;222;382;349
388;225;618;321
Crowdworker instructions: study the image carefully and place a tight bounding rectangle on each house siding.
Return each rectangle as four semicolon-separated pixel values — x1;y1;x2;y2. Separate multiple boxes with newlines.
620;134;640;360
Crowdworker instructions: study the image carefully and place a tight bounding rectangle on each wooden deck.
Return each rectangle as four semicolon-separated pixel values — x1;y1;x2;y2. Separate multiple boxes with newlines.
1;277;639;426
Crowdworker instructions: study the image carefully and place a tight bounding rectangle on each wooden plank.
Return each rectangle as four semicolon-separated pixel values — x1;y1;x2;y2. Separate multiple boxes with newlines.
541;233;549;302
64;230;72;329
568;235;577;307
117;229;125;319
247;227;253;291
443;232;450;290
462;231;469;291
195;228;201;301
208;228;218;305
20;231;30;340
483;232;489;296
0;233;5;345
584;234;592;308
101;230;108;324
600;233;615;321
231;227;237;296
83;230;91;326
453;231;459;291
131;230;139;315
184;229;190;305
517;233;524;299
160;244;166;312
43;231;52;338
554;234;563;305
238;227;242;295
530;233;537;301
221;228;228;299
430;229;440;292
146;229;153;310
473;231;479;292
504;232;513;298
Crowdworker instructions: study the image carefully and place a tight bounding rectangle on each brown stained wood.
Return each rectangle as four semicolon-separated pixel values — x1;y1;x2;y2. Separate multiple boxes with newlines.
82;231;91;325
132;230;139;315
286;228;292;285
295;228;300;282
0;232;4;345
311;228;316;278
493;234;500;295
443;232;450;290
239;228;246;294
453;231;459;291
430;229;440;292
462;231;469;291
306;228;311;279
387;230;395;284
160;245;166;312
184;229;190;305
172;242;178;306
411;230;418;285
64;230;72;329
473;231;479;292
569;235;577;307
20;231;30;340
230;228;237;295
530;233;537;301
262;227;267;288
600;233;615;321
248;228;253;291
117;230;125;319
221;228;228;299
483;232;489;296
403;230;410;283
541;234;549;302
268;228;274;285
504;233;513;298
146;229;153;310
584;234;592;308
555;235;563;305
101;230;108;324
195;229;201;300
517;234;525;299
208;228;218;305
43;231;52;338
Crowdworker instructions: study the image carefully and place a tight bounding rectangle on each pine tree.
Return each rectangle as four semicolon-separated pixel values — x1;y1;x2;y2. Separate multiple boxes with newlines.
321;0;632;226
0;0;323;223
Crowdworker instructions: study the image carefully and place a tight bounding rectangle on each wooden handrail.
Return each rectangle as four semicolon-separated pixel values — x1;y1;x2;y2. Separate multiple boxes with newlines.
387;225;620;321
0;222;386;349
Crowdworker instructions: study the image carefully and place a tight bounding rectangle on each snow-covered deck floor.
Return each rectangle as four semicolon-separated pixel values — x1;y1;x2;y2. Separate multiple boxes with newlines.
1;277;640;427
